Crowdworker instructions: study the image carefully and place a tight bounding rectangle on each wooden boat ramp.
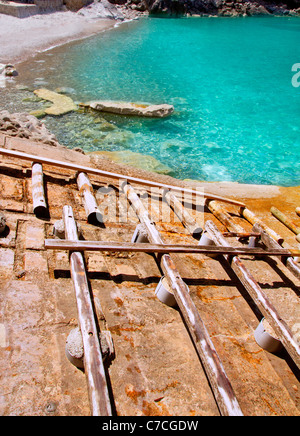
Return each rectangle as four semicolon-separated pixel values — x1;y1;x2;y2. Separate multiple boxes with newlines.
0;133;299;416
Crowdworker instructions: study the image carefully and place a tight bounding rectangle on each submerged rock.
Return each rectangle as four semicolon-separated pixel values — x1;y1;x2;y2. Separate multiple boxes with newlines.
89;150;174;175
29;109;47;119
34;89;77;116
81;100;174;118
102;130;135;146
93;117;117;131
54;87;76;95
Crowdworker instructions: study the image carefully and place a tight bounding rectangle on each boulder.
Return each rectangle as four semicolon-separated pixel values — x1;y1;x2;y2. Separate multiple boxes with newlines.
34;89;77;116
82;100;174;118
77;0;125;19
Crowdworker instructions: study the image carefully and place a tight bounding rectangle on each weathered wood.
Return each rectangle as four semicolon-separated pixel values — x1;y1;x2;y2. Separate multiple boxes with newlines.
31;162;47;215
222;232;261;238
241;207;284;245
207;200;245;234
122;182;243;417
77;172;103;224
44;239;300;257
205;220;300;369
63;205;112;416
0;147;245;207
271;206;300;235
163;189;203;237
253;222;300;281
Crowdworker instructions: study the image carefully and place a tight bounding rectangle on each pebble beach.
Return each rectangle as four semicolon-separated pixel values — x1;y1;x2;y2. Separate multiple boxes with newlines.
0;11;117;64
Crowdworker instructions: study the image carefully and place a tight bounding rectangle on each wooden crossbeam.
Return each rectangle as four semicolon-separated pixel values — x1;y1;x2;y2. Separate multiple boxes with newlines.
253;222;300;281
44;239;300;258
222;232;261;238
0;147;245;207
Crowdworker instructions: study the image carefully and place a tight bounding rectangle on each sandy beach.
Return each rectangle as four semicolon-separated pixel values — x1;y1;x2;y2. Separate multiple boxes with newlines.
0;11;117;65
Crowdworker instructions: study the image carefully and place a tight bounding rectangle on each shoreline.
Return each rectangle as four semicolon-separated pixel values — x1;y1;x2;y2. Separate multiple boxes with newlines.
0;12;120;65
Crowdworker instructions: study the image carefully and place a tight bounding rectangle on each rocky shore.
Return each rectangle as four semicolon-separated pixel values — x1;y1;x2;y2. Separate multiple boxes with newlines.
0;109;61;147
68;0;300;17
116;0;300;17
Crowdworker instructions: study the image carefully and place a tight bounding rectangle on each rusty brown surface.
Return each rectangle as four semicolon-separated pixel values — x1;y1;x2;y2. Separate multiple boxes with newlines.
0;135;300;416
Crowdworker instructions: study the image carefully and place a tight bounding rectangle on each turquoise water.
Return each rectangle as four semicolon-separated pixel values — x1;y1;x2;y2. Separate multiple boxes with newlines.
5;16;300;185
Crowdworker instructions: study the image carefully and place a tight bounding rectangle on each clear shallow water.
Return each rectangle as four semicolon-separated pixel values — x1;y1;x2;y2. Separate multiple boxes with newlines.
2;16;300;185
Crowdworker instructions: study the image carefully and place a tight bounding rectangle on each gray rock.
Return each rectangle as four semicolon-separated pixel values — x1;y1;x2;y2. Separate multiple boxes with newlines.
0;212;7;235
77;0;125;19
0;110;61;147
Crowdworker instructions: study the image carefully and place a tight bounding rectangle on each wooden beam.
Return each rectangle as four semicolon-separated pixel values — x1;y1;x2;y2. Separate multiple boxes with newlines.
241;207;284;245
44;239;300;258
163;189;203;237
63;206;112;416
205;220;300;369
207;200;245;234
77;172;103;224
222;232;261;238
252;222;300;281
122;182;243;417
31;162;48;216
271;206;300;235
0;147;245;207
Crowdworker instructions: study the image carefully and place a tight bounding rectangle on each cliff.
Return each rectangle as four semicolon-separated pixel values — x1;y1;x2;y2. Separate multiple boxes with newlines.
109;0;300;16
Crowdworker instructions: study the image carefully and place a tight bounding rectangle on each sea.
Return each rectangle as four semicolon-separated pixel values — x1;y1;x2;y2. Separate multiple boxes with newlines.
1;16;300;186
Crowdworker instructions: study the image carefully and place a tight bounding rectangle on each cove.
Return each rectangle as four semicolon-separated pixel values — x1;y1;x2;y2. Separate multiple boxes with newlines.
4;16;300;186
